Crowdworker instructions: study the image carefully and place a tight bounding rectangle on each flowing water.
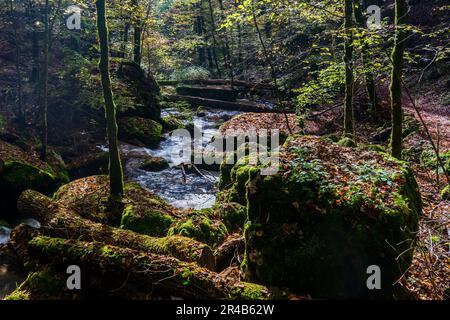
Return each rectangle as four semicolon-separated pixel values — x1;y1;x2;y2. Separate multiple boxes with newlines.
123;107;241;209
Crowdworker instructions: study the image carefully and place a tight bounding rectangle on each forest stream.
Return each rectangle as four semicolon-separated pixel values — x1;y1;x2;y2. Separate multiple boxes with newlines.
121;107;241;210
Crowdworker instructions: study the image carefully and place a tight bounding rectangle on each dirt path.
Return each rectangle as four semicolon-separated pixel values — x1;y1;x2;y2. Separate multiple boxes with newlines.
405;87;450;151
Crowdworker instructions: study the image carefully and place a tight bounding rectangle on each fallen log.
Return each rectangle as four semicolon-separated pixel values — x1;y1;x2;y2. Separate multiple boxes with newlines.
166;95;294;113
176;86;238;102
158;79;277;91
27;236;282;300
17;190;215;270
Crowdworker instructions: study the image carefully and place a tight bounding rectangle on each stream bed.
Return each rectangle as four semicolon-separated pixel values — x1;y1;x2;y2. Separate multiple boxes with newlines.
122;107;240;209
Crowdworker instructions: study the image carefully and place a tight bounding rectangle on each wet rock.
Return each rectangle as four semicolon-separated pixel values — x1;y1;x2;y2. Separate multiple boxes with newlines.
119;117;163;148
139;157;170;172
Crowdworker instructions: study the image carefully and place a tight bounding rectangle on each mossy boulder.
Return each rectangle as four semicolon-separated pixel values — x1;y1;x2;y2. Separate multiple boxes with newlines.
54;176;177;228
139;157;169;172
0;161;58;193
116;60;161;121
337;137;357;148
119;117;163;148
120;204;174;236
162;115;186;131
218;135;422;299
168;209;228;247
214;202;247;232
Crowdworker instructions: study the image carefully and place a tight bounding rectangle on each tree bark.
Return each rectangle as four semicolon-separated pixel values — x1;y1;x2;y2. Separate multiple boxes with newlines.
353;0;378;114
206;0;222;77
9;0;24;125
39;0;49;161
17;190;215;270
343;0;355;137
96;0;124;196
390;0;408;159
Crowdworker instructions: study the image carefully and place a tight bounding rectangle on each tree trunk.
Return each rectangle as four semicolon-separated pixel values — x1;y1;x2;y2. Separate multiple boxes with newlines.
39;0;49;161
353;0;378;114
17;190;216;270
120;23;130;58
206;0;222;77
390;0;407;159
96;0;124;197
9;0;24;125
343;0;355;137
26;236;276;299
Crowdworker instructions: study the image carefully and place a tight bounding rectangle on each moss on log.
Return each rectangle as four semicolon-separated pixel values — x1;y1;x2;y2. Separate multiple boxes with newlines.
26;236;282;300
17;190;215;270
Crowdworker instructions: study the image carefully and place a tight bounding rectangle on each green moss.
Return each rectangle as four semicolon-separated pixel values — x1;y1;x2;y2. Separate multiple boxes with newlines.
215;202;247;232
168;211;228;247
228;136;422;298
229;282;269;300
120;204;174;236
119;117;163;147
0;161;58;192
362;144;387;153
162;115;185;131
139;157;169;172
337;137;357;148
420;149;450;174
441;185;450;200
4;271;65;300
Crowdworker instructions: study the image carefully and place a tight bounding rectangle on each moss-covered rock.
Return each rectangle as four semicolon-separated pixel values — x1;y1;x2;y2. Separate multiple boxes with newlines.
119;117;163;147
120;204;174;236
168;209;228;247
139;157;169;172
116;60;161;121
362;144;388;154
218;135;421;299
0;161;58;193
215;202;247;232
162;115;186;131
54;176;177;228
337;137;357;148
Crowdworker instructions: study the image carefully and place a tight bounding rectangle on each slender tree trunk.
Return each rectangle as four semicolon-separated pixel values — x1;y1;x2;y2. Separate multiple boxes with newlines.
390;0;407;159
218;0;234;83
353;0;378;115
96;0;124;197
120;23;130;58
9;0;24;125
343;0;355;137
39;0;49;161
206;0;222;77
132;0;142;65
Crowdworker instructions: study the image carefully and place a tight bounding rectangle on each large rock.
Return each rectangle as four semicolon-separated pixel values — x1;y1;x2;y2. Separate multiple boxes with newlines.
119;117;163;148
116;60;161;121
218;135;422;299
53;175;177;233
